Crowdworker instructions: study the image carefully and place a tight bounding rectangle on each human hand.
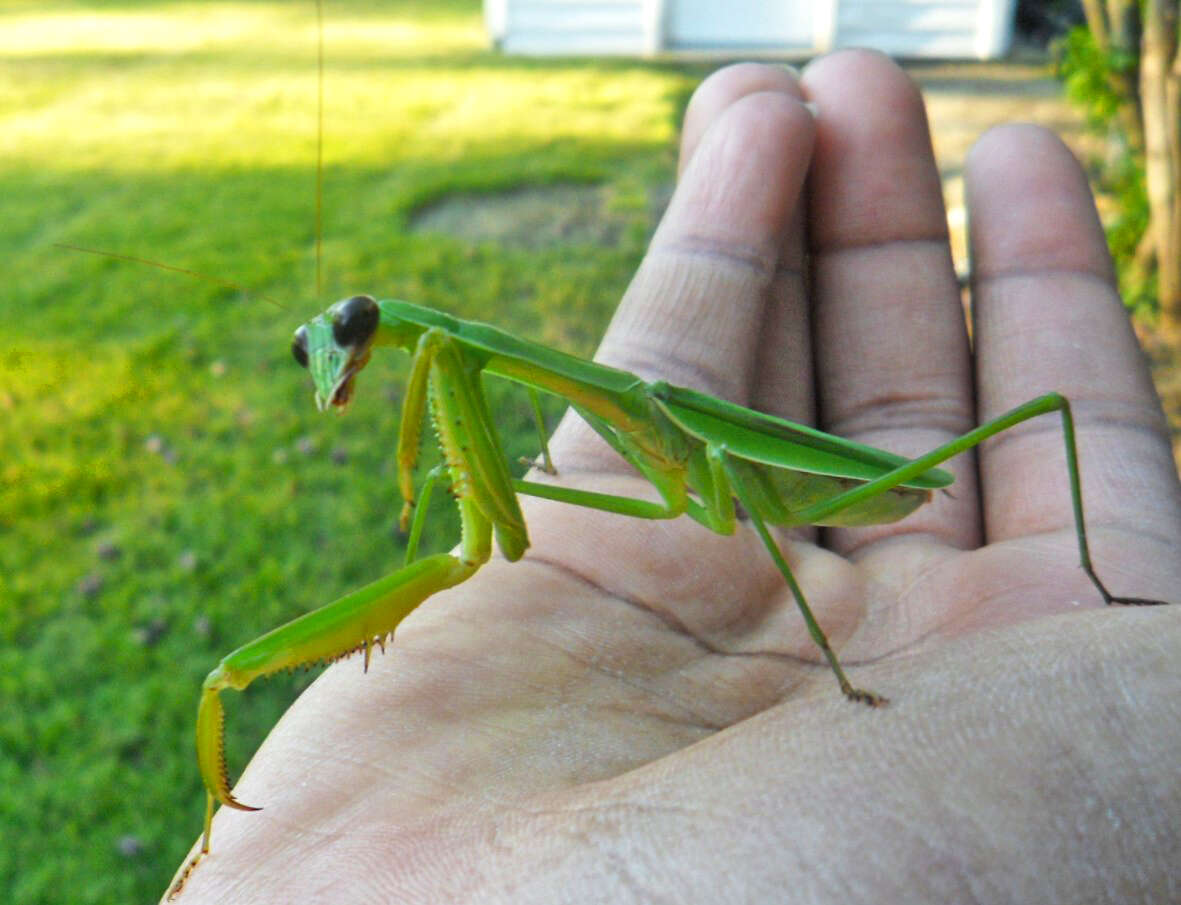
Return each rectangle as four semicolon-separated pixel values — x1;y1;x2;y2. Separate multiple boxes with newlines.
170;53;1181;903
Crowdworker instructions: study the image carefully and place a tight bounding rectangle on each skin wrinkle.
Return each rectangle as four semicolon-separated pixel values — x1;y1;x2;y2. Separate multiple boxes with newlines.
839;563;977;663
820;394;976;443
971;266;1117;290
770;257;807;284
523;552;820;674
577;837;656;905
811;232;952;259
860;580;990;655
646;234;779;278
762;263;808;309
591;696;724;736
519;503;899;676
813;342;969;439
472;570;705;702
977;512;1174;568
982;319;1117;357
528;793;735;901
459;561;776;735
557;802;707;904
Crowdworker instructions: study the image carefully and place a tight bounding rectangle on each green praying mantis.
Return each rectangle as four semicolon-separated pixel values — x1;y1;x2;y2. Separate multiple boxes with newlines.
175;290;1166;895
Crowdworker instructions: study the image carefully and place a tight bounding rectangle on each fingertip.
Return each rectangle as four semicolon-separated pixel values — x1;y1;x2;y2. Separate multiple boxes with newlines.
801;49;944;249
802;46;915;96
966;124;1115;284
666;89;816;257
679;63;805;176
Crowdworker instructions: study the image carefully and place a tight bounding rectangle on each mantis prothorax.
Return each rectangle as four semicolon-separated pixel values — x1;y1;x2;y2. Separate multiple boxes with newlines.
177;292;1166;890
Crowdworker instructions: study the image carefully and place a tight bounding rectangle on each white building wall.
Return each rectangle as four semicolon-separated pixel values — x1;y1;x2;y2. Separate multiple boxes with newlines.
835;0;1015;59
488;0;661;55
488;0;1016;60
664;0;817;51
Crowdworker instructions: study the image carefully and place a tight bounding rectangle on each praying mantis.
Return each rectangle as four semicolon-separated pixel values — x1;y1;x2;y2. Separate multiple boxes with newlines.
174;290;1166;896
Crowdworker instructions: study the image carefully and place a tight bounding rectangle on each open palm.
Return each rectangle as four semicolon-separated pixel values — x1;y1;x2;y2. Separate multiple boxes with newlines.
171;53;1181;904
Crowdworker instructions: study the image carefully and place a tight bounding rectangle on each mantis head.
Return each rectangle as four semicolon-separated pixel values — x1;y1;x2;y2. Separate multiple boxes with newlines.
292;295;380;411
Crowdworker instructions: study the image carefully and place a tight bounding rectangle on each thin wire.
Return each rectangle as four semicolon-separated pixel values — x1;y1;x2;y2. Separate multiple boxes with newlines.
315;0;325;301
54;243;291;312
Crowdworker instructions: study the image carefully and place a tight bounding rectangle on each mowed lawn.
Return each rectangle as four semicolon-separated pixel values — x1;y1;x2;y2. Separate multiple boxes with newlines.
0;2;701;900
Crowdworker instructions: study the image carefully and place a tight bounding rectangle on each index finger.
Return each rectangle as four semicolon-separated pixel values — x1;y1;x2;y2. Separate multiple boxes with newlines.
551;73;815;466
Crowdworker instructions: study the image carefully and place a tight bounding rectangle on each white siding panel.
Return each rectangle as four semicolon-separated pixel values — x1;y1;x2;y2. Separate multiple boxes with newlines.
838;0;977;32
508;0;642;30
835;0;1009;58
491;0;1014;60
666;0;814;49
499;0;650;55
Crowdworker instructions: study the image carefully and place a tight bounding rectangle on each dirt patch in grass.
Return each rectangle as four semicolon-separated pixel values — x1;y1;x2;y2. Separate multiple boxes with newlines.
410;183;670;249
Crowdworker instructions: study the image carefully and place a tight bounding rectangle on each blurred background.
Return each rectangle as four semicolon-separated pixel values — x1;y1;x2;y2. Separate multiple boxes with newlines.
1;1;1176;901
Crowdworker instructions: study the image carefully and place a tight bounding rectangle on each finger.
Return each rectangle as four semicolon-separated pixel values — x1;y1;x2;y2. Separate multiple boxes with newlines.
601;87;813;397
677;63;815;425
801;50;977;553
552;76;816;465
677;62;802;175
966;125;1181;559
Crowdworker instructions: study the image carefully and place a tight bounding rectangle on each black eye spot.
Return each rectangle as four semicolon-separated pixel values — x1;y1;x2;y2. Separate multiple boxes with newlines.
332;295;379;348
292;326;309;368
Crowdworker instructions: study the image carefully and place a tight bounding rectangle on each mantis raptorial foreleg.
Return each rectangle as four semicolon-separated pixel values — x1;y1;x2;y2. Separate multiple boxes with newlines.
189;553;476;863
184;324;534;889
397;327;529;558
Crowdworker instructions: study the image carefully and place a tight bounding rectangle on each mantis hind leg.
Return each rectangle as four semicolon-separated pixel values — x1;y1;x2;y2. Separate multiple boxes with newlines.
788;393;1167;608
526;387;556;475
719;451;888;707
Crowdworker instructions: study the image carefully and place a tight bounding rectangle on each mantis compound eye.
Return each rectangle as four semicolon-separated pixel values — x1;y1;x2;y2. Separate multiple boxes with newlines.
332;295;379;349
292;325;309;368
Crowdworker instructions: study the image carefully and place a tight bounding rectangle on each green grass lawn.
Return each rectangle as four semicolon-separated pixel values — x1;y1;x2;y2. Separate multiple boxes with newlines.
0;2;704;900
